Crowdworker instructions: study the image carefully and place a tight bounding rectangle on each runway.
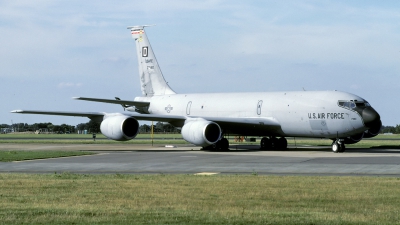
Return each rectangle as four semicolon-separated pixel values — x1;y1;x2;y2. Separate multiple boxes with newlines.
1;144;400;176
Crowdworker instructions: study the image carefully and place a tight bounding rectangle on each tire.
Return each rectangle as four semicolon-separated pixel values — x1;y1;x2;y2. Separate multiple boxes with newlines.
278;137;287;150
260;137;271;150
270;137;278;150
220;138;229;150
332;142;341;153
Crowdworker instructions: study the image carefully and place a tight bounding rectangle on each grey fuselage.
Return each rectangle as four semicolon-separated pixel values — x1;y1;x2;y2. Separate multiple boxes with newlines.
135;90;368;139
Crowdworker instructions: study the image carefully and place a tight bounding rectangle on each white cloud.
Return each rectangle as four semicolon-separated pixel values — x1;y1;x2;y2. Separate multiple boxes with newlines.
2;0;400;125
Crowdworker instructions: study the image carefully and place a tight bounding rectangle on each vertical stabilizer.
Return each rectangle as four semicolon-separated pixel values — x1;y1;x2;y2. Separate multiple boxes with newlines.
128;25;176;97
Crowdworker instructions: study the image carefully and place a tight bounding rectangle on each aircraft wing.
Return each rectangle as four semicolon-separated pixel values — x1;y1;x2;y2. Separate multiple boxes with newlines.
11;110;281;134
73;97;150;107
10;110;186;124
11;110;106;117
11;110;107;122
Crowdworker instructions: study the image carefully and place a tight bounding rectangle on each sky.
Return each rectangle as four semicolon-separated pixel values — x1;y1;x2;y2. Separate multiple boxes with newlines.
1;0;400;126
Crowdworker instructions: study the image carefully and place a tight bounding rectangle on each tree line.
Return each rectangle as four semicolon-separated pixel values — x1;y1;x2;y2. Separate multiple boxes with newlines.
380;125;400;134
1;121;179;134
3;122;397;134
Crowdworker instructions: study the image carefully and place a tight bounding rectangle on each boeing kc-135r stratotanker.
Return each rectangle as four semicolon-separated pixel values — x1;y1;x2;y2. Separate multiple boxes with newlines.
12;25;382;153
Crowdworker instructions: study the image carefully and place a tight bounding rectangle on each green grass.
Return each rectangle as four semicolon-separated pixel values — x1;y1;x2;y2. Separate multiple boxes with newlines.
0;151;95;162
0;174;400;224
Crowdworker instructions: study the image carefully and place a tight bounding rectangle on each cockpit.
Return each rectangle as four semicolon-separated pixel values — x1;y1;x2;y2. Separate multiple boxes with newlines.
338;100;371;110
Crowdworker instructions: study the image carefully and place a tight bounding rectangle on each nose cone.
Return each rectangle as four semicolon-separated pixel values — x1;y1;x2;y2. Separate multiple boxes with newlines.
362;107;381;128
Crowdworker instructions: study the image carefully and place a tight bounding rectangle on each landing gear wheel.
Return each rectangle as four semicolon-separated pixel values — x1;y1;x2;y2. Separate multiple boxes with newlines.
219;138;229;150
332;142;340;153
212;138;229;151
270;137;278;150
278;137;287;150
260;137;271;150
339;143;346;153
332;140;345;153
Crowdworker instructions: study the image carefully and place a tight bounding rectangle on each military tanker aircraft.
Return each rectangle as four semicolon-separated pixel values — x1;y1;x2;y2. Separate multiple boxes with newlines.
12;25;382;152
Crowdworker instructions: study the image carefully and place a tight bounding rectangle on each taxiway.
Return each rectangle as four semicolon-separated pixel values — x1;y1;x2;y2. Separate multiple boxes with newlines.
1;144;400;176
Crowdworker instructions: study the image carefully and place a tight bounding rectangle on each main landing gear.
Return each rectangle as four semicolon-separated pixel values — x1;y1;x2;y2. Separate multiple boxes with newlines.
203;137;230;151
332;139;345;153
260;137;287;150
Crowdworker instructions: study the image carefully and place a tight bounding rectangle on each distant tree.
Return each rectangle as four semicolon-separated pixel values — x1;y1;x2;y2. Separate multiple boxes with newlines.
76;123;87;131
87;120;100;133
139;124;151;133
53;125;62;133
163;123;177;132
47;124;54;132
154;122;164;132
381;126;395;134
395;125;400;134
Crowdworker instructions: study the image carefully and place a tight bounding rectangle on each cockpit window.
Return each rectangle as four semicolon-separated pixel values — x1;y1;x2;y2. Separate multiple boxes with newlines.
338;100;369;110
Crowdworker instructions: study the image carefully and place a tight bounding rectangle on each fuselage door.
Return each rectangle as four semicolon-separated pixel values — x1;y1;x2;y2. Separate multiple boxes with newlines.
257;100;263;115
186;101;192;115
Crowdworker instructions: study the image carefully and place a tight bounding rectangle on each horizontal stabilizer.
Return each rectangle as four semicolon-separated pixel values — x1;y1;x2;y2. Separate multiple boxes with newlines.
73;97;150;107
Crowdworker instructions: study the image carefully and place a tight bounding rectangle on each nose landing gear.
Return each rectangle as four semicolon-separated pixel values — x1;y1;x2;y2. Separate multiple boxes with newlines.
332;139;345;153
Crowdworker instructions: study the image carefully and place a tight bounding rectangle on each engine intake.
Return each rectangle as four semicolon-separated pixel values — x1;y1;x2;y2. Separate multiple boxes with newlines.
100;115;139;141
181;119;221;147
363;119;382;138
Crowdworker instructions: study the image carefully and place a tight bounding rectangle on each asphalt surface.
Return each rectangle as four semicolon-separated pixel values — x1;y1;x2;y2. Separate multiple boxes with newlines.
1;144;400;176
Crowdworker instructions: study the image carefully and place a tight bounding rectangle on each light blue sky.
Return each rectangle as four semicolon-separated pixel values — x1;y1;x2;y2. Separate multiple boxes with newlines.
1;1;399;126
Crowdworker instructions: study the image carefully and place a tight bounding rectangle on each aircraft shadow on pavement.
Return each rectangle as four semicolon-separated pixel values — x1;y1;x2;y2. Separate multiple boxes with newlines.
208;145;400;154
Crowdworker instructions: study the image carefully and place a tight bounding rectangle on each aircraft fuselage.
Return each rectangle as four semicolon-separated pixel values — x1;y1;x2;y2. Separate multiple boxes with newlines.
135;90;369;139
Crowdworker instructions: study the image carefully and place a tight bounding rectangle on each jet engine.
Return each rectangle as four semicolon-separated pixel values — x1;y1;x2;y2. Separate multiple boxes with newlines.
181;119;221;147
363;120;382;138
344;132;364;144
100;115;139;141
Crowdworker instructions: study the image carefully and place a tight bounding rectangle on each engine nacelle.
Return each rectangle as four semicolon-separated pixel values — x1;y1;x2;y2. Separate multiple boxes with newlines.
100;115;139;141
181;119;221;147
344;132;364;144
363;120;382;138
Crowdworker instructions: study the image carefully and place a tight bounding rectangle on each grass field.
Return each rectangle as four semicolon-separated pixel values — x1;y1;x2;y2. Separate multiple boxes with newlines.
0;134;399;224
0;174;400;224
0;151;94;162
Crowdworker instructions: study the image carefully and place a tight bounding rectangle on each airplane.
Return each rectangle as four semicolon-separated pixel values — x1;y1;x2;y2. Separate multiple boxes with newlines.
11;25;382;153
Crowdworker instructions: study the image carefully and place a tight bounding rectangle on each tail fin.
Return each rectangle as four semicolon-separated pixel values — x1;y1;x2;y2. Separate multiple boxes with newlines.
128;25;176;97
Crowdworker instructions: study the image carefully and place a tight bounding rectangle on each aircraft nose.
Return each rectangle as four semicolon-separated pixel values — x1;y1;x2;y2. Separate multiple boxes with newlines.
362;107;381;128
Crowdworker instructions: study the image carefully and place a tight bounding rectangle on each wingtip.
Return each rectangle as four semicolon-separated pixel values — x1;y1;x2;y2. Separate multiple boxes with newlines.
11;110;22;113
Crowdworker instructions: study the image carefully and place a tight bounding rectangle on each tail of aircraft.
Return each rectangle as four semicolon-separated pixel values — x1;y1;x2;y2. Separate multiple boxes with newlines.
128;25;176;97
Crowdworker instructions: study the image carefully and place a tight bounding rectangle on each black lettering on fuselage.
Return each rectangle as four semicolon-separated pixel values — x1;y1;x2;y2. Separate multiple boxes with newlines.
309;112;344;120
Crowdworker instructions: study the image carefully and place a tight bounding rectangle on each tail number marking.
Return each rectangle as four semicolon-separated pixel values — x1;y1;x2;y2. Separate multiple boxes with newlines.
142;46;148;57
